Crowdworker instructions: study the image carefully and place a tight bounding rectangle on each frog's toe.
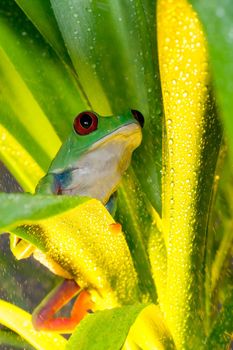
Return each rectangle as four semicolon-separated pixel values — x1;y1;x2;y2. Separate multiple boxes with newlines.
109;223;122;235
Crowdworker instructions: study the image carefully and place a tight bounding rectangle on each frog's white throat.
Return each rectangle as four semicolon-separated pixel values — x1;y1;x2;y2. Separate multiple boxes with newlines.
61;123;142;204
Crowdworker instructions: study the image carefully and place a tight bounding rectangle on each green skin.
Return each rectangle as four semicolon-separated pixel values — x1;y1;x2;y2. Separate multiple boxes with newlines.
36;110;142;207
12;109;142;257
11;110;143;332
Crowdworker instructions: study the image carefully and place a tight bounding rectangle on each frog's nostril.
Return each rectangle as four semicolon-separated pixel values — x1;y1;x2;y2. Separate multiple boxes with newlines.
131;109;144;128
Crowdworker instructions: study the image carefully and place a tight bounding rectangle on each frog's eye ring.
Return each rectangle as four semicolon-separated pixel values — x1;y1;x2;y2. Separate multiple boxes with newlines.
131;109;144;128
73;111;98;135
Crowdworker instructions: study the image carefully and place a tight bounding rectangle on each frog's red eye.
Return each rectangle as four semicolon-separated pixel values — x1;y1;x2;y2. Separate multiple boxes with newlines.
73;111;98;135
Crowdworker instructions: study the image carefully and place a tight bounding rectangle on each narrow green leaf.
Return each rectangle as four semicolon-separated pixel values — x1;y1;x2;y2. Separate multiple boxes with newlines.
117;169;157;302
15;0;72;66
140;0;156;44
0;47;59;170
206;289;233;349
211;221;233;293
0;329;34;350
66;304;146;350
50;0;162;211
14;0;92;110
0;193;89;233
202;142;227;332
148;220;167;311
190;0;233;160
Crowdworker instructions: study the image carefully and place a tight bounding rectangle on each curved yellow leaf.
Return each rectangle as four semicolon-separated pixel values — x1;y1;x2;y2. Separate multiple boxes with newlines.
0;299;66;350
0;124;44;192
123;305;175;350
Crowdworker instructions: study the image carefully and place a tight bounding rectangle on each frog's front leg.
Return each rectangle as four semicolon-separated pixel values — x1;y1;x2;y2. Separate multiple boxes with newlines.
32;279;93;333
105;191;118;216
35;173;61;195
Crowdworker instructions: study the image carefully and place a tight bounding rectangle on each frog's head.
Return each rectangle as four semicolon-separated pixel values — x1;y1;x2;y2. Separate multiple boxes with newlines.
49;110;144;204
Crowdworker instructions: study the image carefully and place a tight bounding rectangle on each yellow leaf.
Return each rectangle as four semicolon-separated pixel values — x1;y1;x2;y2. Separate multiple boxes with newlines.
157;0;213;347
0;124;44;192
0;299;67;350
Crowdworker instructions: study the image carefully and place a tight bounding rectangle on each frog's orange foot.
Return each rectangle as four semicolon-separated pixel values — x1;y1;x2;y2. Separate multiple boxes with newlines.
109;222;122;235
32;279;93;333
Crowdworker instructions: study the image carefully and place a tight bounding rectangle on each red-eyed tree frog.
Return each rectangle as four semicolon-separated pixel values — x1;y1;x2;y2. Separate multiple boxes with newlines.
12;109;144;333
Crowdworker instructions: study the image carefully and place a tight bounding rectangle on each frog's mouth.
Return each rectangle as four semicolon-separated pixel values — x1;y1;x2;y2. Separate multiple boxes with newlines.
90;122;142;154
60;122;142;203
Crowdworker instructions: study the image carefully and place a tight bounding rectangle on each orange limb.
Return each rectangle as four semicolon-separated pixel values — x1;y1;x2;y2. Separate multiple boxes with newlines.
32;279;93;333
109;223;122;234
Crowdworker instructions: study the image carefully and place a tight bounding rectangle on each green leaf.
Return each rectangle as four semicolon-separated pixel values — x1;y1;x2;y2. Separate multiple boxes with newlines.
190;1;233;159
0;0;87;178
14;0;92;109
206;289;233;349
148;219;167;310
0;193;89;231
66;304;146;350
140;0;156;44
15;0;72;66
117;169;157;302
0;329;34;350
50;0;162;212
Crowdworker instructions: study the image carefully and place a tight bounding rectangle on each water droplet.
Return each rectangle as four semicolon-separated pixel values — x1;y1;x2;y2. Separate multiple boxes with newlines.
228;26;233;41
164;90;170;98
216;7;225;18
